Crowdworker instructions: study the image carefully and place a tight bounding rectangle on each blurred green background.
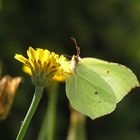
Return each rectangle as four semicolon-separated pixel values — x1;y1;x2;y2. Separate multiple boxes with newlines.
1;0;140;140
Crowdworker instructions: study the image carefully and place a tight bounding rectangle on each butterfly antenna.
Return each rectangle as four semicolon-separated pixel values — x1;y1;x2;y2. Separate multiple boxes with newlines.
70;37;80;57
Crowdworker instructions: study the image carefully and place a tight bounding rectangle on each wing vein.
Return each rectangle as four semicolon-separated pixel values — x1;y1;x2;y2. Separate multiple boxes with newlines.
77;70;114;97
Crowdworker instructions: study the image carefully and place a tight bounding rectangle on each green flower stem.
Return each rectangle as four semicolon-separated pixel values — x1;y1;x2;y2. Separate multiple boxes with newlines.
38;82;59;140
16;86;44;140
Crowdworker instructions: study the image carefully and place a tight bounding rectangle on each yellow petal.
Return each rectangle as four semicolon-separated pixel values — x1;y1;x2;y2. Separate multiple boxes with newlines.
37;48;50;63
22;65;32;76
52;75;67;82
27;47;37;61
14;54;28;65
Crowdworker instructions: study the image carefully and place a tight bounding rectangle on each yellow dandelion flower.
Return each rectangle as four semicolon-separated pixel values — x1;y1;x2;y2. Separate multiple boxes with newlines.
15;47;71;86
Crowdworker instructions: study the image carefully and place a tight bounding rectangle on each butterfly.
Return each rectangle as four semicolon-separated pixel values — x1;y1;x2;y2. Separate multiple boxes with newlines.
65;38;139;119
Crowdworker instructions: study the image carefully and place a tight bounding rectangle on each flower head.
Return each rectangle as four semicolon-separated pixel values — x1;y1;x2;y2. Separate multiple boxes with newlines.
15;47;71;86
0;76;22;119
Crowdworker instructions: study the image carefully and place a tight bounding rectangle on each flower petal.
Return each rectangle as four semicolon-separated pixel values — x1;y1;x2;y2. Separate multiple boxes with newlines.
22;66;32;76
14;54;28;65
53;74;68;82
37;48;50;64
27;47;37;61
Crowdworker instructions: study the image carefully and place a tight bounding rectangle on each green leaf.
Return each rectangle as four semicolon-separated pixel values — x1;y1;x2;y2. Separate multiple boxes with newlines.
66;57;139;119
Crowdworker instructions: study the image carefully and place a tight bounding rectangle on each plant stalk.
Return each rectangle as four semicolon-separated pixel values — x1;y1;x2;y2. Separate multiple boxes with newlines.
16;86;44;140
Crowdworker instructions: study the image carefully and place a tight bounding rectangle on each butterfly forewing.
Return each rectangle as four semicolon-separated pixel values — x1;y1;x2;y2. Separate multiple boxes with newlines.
79;58;139;103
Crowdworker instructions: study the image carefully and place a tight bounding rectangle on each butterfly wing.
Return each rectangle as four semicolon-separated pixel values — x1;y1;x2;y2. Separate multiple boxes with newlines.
66;57;139;119
66;61;117;119
79;58;139;103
